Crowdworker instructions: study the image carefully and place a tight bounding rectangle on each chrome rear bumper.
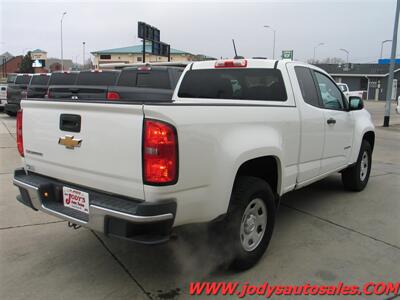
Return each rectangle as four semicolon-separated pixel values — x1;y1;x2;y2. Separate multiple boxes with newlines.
13;169;176;244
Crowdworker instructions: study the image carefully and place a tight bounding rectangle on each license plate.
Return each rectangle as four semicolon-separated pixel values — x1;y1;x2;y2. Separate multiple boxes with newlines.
63;187;89;214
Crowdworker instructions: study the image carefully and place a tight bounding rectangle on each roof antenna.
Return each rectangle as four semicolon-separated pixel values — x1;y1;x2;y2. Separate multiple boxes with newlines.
232;39;244;59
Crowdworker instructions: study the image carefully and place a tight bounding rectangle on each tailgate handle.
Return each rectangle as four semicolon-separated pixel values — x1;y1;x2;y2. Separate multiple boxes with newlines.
60;114;81;132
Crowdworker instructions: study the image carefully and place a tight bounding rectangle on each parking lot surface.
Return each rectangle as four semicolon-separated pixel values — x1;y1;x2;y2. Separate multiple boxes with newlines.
0;101;399;300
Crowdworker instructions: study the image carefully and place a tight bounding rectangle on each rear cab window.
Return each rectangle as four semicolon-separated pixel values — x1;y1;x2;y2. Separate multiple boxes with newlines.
338;84;348;93
15;75;31;85
30;75;50;86
76;71;119;86
178;68;287;101
49;73;78;85
117;68;171;89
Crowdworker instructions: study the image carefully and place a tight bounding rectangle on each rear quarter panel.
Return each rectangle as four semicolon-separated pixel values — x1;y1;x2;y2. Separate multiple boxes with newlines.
143;104;300;226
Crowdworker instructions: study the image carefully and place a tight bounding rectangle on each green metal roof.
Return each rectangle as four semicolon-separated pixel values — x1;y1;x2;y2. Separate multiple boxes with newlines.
91;44;191;55
31;49;47;53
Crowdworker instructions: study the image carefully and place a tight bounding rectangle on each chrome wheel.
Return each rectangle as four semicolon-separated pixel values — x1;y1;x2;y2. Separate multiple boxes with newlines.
240;198;267;252
360;151;369;181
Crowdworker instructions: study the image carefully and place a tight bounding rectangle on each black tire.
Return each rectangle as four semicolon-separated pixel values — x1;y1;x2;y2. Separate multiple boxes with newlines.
342;140;372;191
212;176;276;271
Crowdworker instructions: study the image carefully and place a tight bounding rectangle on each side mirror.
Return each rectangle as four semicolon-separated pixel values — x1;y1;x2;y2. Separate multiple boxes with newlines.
349;96;364;111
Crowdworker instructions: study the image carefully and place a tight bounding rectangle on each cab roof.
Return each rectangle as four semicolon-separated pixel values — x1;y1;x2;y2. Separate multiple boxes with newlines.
189;59;281;70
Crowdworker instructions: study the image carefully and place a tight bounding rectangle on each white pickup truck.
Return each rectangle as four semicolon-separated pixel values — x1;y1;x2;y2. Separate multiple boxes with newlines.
13;59;375;270
337;82;365;99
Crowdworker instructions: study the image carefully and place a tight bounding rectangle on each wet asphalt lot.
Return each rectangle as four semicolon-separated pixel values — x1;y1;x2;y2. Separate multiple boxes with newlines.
0;101;399;300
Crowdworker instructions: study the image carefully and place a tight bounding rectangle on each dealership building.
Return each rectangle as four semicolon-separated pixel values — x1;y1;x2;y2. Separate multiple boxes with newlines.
91;43;204;68
316;62;400;101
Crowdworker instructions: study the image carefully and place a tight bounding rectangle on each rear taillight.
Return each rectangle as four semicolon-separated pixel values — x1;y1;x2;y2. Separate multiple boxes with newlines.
16;110;24;157
143;119;178;185
215;59;247;68
106;91;120;100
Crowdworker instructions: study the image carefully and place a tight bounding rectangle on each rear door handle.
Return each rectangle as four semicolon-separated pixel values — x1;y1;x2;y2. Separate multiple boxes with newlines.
327;118;336;125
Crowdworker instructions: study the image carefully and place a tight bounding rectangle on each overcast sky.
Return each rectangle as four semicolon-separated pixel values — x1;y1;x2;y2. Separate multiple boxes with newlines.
0;0;398;63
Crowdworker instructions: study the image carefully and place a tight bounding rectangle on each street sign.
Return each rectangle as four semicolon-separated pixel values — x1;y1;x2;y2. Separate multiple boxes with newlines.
281;50;294;60
138;21;170;62
138;22;160;42
152;42;170;56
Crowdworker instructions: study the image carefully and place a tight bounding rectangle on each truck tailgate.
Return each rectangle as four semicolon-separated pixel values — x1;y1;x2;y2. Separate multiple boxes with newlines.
21;100;145;200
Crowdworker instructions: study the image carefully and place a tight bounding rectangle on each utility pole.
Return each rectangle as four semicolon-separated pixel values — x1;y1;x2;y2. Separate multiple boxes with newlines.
383;0;399;127
82;42;86;69
60;12;67;71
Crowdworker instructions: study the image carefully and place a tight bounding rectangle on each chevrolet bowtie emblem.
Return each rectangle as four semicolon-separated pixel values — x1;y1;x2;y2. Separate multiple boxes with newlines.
58;135;82;149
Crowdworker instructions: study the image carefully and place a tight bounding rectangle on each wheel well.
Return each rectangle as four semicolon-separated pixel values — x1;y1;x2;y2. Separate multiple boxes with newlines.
235;156;279;197
363;131;375;152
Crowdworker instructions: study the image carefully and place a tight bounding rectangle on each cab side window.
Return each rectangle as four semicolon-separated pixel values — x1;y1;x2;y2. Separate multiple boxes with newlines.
295;66;320;107
314;71;345;110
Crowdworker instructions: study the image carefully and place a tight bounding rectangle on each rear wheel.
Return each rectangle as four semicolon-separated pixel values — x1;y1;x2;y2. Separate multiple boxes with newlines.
342;140;372;191
212;176;276;271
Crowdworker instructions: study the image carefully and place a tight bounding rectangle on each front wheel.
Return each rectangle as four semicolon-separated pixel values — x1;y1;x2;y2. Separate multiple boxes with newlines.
342;140;372;191
212;176;276;271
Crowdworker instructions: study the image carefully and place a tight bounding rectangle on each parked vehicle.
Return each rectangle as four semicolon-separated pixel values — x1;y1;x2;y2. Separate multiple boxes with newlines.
5;73;32;116
6;73;17;84
48;66;183;101
27;73;51;99
46;71;79;99
337;83;365;99
107;66;183;101
0;84;7;110
397;96;400;114
48;70;120;100
13;59;375;270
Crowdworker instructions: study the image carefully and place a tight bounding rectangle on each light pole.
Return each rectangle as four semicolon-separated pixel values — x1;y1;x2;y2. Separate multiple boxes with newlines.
313;42;324;62
380;39;392;59
339;48;349;63
264;25;276;59
60;12;67;71
82;42;86;69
